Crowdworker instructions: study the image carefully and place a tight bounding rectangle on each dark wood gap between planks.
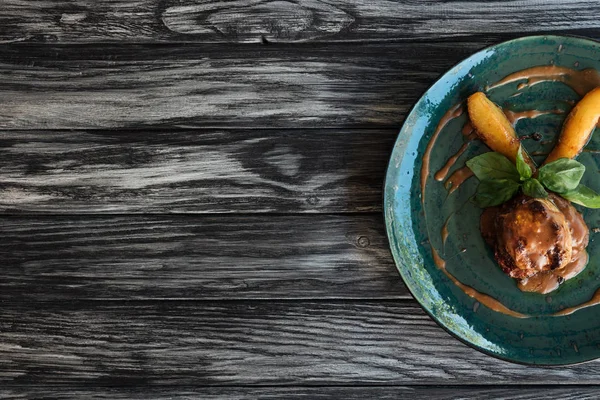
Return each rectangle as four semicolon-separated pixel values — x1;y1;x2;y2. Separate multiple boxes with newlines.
0;211;385;217
6;383;600;388
2;31;596;52
2;31;596;46
2;297;411;303
0;298;416;306
0;127;402;131
1;30;598;47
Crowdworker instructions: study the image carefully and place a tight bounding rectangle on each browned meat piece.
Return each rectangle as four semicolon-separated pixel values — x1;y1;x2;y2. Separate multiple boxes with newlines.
552;194;589;258
481;194;574;279
482;193;590;294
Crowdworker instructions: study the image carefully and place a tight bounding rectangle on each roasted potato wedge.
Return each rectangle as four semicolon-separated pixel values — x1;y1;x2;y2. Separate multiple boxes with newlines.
544;87;600;165
467;92;535;169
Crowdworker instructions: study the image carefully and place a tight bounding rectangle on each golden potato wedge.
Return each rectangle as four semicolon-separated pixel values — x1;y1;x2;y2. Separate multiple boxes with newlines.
544;87;600;165
467;92;535;169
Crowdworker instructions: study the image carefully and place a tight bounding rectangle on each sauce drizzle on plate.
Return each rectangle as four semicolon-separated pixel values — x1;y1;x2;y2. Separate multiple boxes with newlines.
486;65;600;96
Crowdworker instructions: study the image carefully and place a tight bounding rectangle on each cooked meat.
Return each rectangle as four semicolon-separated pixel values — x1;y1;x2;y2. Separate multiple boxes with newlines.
482;193;590;293
481;194;574;279
551;194;589;257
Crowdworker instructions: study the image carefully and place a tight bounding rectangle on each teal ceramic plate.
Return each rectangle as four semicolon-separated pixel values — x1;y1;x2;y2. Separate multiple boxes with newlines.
384;35;600;365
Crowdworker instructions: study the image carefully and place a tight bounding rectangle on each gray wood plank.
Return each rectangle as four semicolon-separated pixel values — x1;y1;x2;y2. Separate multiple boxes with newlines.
2;386;600;399
0;41;482;129
0;214;405;300
3;300;600;385
1;0;599;43
0;129;394;213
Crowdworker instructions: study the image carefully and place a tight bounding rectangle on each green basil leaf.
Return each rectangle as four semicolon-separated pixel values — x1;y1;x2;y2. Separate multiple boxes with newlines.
516;144;532;181
522;178;548;199
472;179;521;208
560;185;600;208
538;158;585;193
466;152;520;182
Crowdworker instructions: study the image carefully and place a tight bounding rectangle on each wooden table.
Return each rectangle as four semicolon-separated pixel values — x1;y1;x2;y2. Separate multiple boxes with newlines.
2;1;600;398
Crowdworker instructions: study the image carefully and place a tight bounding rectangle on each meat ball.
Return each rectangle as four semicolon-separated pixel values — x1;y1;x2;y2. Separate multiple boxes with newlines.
482;195;573;279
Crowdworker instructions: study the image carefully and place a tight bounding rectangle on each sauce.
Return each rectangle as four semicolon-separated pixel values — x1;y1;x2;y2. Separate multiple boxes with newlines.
519;250;588;294
434;142;470;181
434;120;479;182
554;194;590;253
420;102;463;202
444;167;474;194
431;245;529;318
553;287;600;317
441;215;451;246
503;108;564;126
431;245;446;268
462;121;474;136
486;65;600;96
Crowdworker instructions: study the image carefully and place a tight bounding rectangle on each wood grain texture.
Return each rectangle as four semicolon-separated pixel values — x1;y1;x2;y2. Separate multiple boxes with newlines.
3;300;600;385
0;41;483;129
3;386;600;399
4;1;600;394
0;214;404;300
0;129;395;213
1;0;600;43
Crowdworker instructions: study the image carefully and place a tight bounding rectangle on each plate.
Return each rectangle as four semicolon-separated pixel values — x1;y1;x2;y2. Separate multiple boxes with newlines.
384;35;600;365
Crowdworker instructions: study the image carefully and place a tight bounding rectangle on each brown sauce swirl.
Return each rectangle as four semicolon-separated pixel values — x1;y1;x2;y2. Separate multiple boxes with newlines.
441;216;451;246
444;166;473;194
431;246;529;318
553;287;600;316
504;108;564;126
420;103;463;202
462;121;474;136
486;65;600;96
434;142;470;182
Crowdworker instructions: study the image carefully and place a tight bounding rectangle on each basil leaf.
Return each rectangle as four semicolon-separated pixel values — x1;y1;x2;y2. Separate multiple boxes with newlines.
538;158;585;193
473;179;521;208
466;152;520;182
560;185;600;208
516;144;532;181
522;178;548;199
